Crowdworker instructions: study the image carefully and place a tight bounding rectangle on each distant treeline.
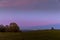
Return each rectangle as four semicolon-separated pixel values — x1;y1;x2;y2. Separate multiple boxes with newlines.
0;22;21;32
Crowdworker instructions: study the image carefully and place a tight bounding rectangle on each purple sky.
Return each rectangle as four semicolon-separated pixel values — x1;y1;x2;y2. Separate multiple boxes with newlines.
0;0;60;29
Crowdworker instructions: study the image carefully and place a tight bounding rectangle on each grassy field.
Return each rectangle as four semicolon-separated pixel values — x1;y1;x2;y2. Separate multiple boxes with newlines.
0;32;22;40
22;30;60;40
0;30;60;40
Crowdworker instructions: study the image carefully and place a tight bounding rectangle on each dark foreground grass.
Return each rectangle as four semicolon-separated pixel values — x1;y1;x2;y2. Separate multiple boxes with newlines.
22;30;60;40
0;32;22;40
0;30;60;40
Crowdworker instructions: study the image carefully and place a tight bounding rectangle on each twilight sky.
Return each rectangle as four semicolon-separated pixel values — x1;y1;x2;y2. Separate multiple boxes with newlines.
0;0;60;29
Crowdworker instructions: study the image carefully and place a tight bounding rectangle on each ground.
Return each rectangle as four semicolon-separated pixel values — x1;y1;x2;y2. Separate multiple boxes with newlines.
22;30;60;40
0;30;60;40
0;32;22;40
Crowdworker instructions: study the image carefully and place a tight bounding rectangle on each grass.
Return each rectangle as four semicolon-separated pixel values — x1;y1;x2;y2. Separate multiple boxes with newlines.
22;30;60;40
0;32;22;40
0;30;60;40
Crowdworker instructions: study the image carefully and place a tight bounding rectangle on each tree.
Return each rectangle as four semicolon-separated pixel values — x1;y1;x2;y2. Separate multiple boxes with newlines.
9;22;20;32
5;25;9;32
51;27;54;30
0;24;5;32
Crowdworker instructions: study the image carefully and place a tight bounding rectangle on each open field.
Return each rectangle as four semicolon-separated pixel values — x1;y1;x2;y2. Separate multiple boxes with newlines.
22;30;60;40
0;32;22;40
0;30;60;40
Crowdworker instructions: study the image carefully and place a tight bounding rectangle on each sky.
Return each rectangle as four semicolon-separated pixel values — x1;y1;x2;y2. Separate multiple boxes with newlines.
0;0;60;30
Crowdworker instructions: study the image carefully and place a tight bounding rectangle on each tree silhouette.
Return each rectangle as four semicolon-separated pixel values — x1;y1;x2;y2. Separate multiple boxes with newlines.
5;25;9;32
51;27;54;30
9;22;20;32
0;22;21;32
0;24;5;32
